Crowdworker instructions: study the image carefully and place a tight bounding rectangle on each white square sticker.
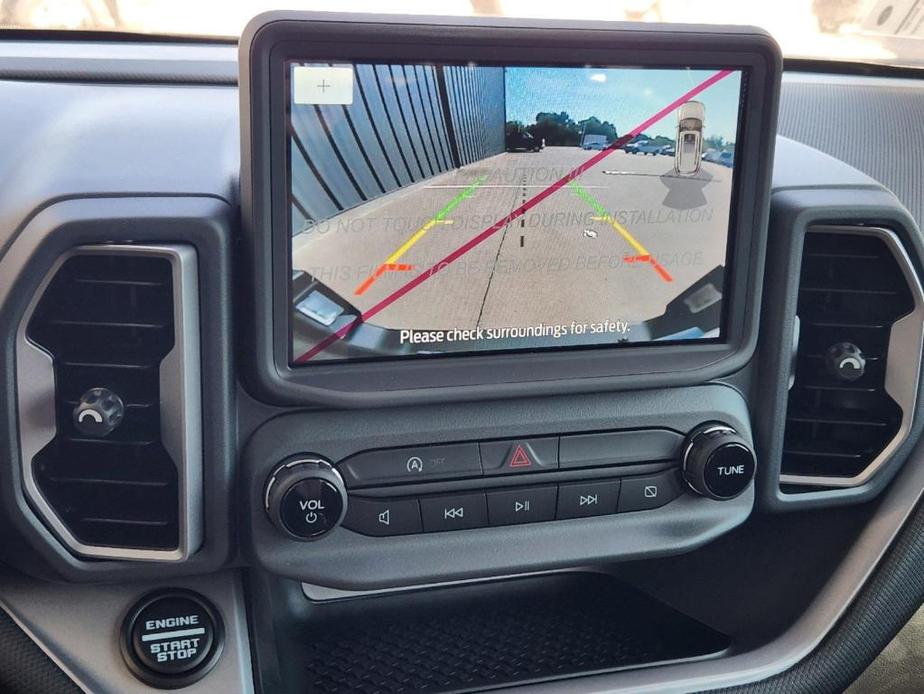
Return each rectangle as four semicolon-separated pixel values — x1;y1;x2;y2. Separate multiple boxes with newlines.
293;66;354;105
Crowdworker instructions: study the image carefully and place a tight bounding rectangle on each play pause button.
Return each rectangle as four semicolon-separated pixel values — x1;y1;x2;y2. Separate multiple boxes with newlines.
486;487;557;526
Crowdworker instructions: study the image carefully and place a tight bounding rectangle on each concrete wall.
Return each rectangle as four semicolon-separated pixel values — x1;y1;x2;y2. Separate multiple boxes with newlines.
290;64;505;234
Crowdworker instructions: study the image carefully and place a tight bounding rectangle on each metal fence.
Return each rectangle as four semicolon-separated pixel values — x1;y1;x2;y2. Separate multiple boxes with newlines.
290;64;505;234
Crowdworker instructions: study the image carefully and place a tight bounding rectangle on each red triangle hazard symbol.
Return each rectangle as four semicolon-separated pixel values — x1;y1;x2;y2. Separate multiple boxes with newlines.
509;444;532;468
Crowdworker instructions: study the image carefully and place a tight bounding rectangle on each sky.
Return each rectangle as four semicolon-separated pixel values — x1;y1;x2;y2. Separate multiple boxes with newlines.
504;67;743;143
8;1;907;68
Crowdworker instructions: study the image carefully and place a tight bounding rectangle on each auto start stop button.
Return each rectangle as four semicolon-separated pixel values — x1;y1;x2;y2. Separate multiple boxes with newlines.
121;589;223;689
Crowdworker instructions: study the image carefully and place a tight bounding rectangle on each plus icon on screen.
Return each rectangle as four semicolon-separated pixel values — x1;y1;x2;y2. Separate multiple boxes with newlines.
292;66;354;105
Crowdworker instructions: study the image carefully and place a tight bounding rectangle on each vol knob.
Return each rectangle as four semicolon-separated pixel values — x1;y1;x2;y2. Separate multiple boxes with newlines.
264;458;347;541
73;387;125;438
682;423;755;500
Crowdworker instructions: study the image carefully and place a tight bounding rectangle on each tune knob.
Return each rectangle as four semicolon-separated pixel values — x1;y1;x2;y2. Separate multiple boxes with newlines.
264;458;347;541
682;423;756;500
73;387;125;438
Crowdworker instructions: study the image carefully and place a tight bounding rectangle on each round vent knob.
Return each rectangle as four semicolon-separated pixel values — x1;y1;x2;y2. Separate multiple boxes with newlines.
264;458;347;541
826;342;866;382
73;387;125;438
682;423;756;500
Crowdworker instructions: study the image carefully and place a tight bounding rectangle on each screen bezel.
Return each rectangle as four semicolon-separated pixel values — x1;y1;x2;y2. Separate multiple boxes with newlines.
240;13;781;406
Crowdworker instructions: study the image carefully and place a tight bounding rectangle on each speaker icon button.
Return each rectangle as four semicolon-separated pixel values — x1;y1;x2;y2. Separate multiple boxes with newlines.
343;498;422;537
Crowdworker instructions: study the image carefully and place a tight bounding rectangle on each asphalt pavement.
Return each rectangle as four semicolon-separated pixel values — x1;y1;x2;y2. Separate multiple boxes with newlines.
292;146;732;337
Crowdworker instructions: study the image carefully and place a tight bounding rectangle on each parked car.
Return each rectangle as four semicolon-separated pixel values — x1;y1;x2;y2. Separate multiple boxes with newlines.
506;131;543;152
632;140;663;155
717;150;734;167
659;144;676;156
581;134;608;150
674;100;705;175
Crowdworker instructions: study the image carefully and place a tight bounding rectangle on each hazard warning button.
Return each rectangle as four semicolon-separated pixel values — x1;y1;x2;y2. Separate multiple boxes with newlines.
479;437;559;476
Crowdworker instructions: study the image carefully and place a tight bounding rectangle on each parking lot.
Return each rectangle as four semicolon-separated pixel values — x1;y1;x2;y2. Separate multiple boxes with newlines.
292;145;733;336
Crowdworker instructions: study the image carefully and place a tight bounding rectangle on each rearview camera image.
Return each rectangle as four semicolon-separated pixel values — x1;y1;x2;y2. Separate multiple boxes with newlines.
286;62;743;364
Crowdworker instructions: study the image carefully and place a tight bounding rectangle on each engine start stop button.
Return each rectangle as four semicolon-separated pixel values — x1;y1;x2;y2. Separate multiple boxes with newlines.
122;589;223;688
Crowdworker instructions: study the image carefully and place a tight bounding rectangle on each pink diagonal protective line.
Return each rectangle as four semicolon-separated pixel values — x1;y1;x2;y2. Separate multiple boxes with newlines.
296;69;734;362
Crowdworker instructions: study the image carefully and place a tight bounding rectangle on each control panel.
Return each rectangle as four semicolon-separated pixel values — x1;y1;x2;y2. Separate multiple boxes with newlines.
243;386;757;587
263;424;755;541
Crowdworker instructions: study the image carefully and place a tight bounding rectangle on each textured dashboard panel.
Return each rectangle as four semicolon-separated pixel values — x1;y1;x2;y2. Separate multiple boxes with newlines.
295;573;728;693
0;608;79;694
0;79;238;260
779;74;924;224
710;493;924;694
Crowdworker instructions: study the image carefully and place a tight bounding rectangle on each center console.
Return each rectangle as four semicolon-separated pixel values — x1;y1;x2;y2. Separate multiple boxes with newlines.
236;12;778;589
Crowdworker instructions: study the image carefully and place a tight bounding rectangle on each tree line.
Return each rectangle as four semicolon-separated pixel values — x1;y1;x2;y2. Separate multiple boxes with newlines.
506;111;733;150
506;112;617;147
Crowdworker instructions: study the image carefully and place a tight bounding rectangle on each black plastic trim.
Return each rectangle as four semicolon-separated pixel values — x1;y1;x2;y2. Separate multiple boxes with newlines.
784;57;924;80
708;489;924;693
238;12;782;407
241;383;753;589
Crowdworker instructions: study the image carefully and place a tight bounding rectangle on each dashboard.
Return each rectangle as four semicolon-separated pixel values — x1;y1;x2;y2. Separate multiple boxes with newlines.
1;12;924;694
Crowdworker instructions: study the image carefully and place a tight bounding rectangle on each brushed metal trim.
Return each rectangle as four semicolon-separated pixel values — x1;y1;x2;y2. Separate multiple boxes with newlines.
301;568;584;602
780;226;924;488
15;244;202;561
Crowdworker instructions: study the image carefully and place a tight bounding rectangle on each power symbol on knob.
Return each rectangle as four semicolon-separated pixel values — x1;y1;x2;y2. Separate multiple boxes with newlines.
264;458;347;541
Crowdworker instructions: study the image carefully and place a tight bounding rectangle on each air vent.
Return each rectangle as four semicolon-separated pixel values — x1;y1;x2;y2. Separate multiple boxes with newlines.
17;245;201;560
781;227;923;489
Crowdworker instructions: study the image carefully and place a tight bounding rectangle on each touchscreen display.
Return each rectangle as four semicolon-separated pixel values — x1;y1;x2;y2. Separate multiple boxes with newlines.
286;61;744;364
